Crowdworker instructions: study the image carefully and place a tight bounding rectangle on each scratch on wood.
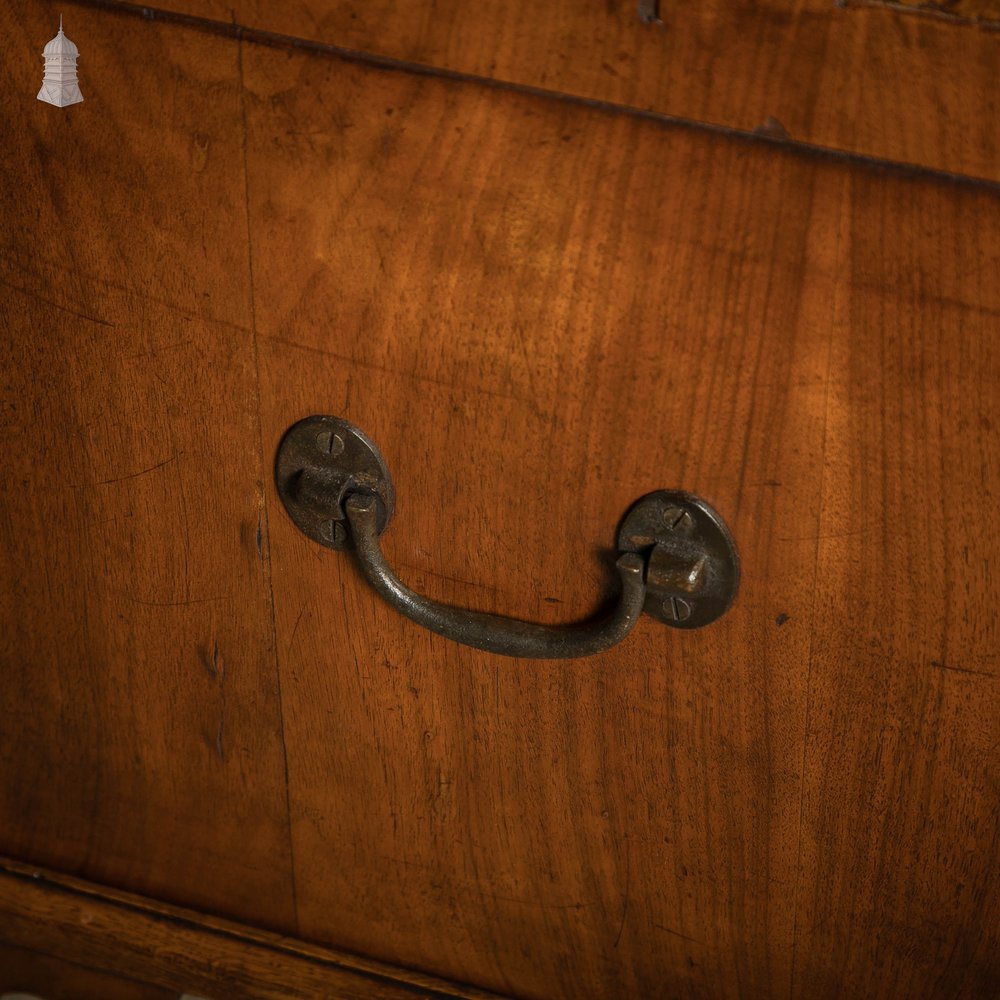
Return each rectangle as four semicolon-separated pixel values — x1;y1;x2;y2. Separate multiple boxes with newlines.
288;602;308;658
653;923;704;945
198;643;216;680
76;453;178;488
396;561;500;596
213;640;227;760
123;340;193;361
124;595;221;607
213;639;225;681
2;238;252;334
479;891;593;911
614;837;631;948
0;277;114;327
267;335;536;409
778;528;868;543
929;660;995;679
175;458;192;605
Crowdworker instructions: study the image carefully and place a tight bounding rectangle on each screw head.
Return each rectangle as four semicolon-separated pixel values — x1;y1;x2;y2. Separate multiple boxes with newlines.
276;416;395;549
662;596;693;622
320;520;348;545
316;430;345;456
662;506;693;531
617;490;739;630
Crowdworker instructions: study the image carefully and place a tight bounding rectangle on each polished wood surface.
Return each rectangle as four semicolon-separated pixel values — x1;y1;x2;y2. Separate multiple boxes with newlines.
0;946;176;1000
0;4;296;926
3;1;999;997
0;858;495;999
249;40;1000;998
0;948;176;1000
95;0;1000;182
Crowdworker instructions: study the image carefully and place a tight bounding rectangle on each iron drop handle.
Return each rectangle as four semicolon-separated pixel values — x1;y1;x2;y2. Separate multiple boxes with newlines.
275;416;740;660
345;493;646;658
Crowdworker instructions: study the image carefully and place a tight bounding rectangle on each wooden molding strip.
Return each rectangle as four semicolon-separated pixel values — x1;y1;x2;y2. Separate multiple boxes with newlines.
0;858;504;999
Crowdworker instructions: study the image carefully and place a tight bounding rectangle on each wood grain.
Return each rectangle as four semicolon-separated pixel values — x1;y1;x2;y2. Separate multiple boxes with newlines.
0;945;177;1000
243;32;1000;1000
876;0;1000;23
87;0;1000;182
0;857;498;999
0;4;295;928
2;3;998;998
788;170;1000;997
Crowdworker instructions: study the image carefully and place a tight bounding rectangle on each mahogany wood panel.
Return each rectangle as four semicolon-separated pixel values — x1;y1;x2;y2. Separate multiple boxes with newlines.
0;945;177;1000
790;171;1000;996
89;0;1000;182
0;5;295;927
0;858;496;999
1;3;998;999
243;30;1000;1000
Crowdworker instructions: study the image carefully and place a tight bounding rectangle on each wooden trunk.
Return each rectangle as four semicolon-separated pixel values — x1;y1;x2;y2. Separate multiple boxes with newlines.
1;2;997;997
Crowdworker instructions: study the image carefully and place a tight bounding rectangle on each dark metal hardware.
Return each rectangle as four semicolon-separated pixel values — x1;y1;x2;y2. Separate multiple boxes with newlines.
638;0;663;25
274;415;395;550
275;416;740;659
616;491;740;630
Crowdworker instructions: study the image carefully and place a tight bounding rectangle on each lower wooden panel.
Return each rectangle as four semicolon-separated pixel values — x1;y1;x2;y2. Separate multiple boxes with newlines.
0;859;499;1000
0;944;177;1000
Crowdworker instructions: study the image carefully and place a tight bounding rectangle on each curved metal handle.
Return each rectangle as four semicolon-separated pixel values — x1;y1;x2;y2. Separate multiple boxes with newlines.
345;493;647;659
274;416;740;660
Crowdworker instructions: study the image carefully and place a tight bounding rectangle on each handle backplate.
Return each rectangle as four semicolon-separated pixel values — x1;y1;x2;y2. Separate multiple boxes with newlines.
617;491;740;629
274;415;394;550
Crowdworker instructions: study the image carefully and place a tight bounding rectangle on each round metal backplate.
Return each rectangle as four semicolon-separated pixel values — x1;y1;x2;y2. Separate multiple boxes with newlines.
274;415;395;550
617;490;740;629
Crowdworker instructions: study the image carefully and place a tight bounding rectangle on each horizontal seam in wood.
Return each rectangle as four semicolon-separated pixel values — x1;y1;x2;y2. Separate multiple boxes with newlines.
0;939;173;994
851;0;1000;31
0;860;501;1000
66;0;1000;196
